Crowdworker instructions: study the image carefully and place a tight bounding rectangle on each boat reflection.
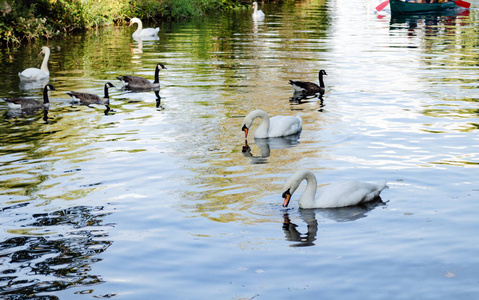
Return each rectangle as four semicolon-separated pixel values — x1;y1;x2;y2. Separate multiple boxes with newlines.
241;133;301;164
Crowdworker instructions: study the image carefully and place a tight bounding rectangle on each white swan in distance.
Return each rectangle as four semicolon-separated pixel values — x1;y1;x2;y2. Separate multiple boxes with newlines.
282;170;388;209
18;46;50;81
252;2;265;21
241;109;302;139
130;18;159;38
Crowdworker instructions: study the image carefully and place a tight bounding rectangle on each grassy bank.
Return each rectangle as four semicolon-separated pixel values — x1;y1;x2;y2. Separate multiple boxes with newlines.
0;0;250;46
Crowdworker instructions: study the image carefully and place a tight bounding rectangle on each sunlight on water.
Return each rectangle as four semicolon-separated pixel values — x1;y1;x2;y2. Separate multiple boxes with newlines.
1;0;479;298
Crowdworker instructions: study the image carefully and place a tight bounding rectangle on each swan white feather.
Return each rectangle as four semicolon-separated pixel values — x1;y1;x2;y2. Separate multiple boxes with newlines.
18;46;50;82
282;170;388;209
130;18;159;38
252;2;265;20
241;109;302;139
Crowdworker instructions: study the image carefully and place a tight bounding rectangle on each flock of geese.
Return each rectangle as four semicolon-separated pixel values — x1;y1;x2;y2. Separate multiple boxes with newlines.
3;3;388;209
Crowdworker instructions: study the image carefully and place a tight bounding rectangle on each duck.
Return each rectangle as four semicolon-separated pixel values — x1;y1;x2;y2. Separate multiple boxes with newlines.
252;2;265;21
66;82;115;105
116;63;166;90
18;46;50;82
241;109;302;139
281;170;388;209
3;84;56;110
129;18;159;38
289;69;327;98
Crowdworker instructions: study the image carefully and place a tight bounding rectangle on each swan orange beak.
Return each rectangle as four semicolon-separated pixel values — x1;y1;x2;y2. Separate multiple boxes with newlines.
282;189;291;207
242;124;249;139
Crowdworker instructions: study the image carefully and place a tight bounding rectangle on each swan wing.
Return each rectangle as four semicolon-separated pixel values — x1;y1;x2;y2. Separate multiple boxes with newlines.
268;115;302;138
315;180;387;208
140;28;159;37
18;68;49;81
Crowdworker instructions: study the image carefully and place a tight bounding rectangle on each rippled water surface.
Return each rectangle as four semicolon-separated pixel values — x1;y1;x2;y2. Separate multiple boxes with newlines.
1;0;479;298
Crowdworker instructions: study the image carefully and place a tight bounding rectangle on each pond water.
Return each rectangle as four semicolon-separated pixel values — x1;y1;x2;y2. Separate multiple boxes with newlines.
1;0;479;298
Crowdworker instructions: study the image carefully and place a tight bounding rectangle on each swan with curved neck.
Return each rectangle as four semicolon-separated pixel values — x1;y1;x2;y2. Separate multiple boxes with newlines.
116;63;166;89
66;82;115;105
241;109;302;139
282;170;388;209
289;70;327;98
130;18;159;38
4;84;56;110
252;2;265;20
18;46;50;81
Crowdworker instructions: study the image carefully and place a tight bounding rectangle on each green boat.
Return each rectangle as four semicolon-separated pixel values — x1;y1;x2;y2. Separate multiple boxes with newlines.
390;0;457;14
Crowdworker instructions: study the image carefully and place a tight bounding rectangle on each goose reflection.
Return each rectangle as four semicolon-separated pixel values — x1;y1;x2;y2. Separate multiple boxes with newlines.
241;133;300;164
282;199;386;247
5;108;50;123
289;90;325;109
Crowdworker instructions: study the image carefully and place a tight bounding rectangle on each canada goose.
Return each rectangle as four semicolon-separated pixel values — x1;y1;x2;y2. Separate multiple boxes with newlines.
289;70;327;98
66;82;115;105
116;63;166;90
18;46;50;81
241;109;302;139
281;170;388;209
3;84;56;110
130;18;159;38
252;2;265;20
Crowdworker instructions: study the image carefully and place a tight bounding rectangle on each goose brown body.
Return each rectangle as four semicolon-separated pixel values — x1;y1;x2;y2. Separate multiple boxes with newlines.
289;69;327;98
67;82;115;105
4;84;56;110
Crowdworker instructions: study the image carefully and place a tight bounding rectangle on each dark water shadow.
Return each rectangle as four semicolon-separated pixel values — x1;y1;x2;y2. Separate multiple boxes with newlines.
0;205;113;298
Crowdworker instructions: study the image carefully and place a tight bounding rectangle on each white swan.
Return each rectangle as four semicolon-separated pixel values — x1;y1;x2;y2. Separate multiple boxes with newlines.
241;109;302;139
18;46;50;81
130;18;159;38
282;170;388;209
252;2;265;21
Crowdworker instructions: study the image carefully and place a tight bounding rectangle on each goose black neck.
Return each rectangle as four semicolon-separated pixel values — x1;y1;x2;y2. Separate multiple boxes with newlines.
318;72;325;88
153;65;160;84
104;84;110;99
43;86;50;104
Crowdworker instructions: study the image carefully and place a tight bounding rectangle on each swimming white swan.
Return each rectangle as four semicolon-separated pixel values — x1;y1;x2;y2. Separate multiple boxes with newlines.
130;18;159;38
252;2;265;21
18;46;50;81
3;84;56;110
282;170;388;209
241;109;302;139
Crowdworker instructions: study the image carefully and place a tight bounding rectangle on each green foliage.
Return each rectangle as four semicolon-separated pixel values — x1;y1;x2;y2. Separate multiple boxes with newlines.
0;0;249;46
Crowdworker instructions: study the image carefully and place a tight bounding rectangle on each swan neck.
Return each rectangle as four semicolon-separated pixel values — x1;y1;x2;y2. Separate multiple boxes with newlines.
252;110;270;138
41;49;50;74
299;172;318;208
134;20;142;35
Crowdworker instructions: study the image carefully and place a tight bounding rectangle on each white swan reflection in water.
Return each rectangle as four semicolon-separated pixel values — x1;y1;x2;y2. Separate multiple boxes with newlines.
241;133;301;164
282;199;387;247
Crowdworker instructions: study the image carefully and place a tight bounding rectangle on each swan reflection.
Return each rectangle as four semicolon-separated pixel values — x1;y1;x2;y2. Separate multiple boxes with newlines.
241;133;300;164
283;211;318;247
282;199;386;247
